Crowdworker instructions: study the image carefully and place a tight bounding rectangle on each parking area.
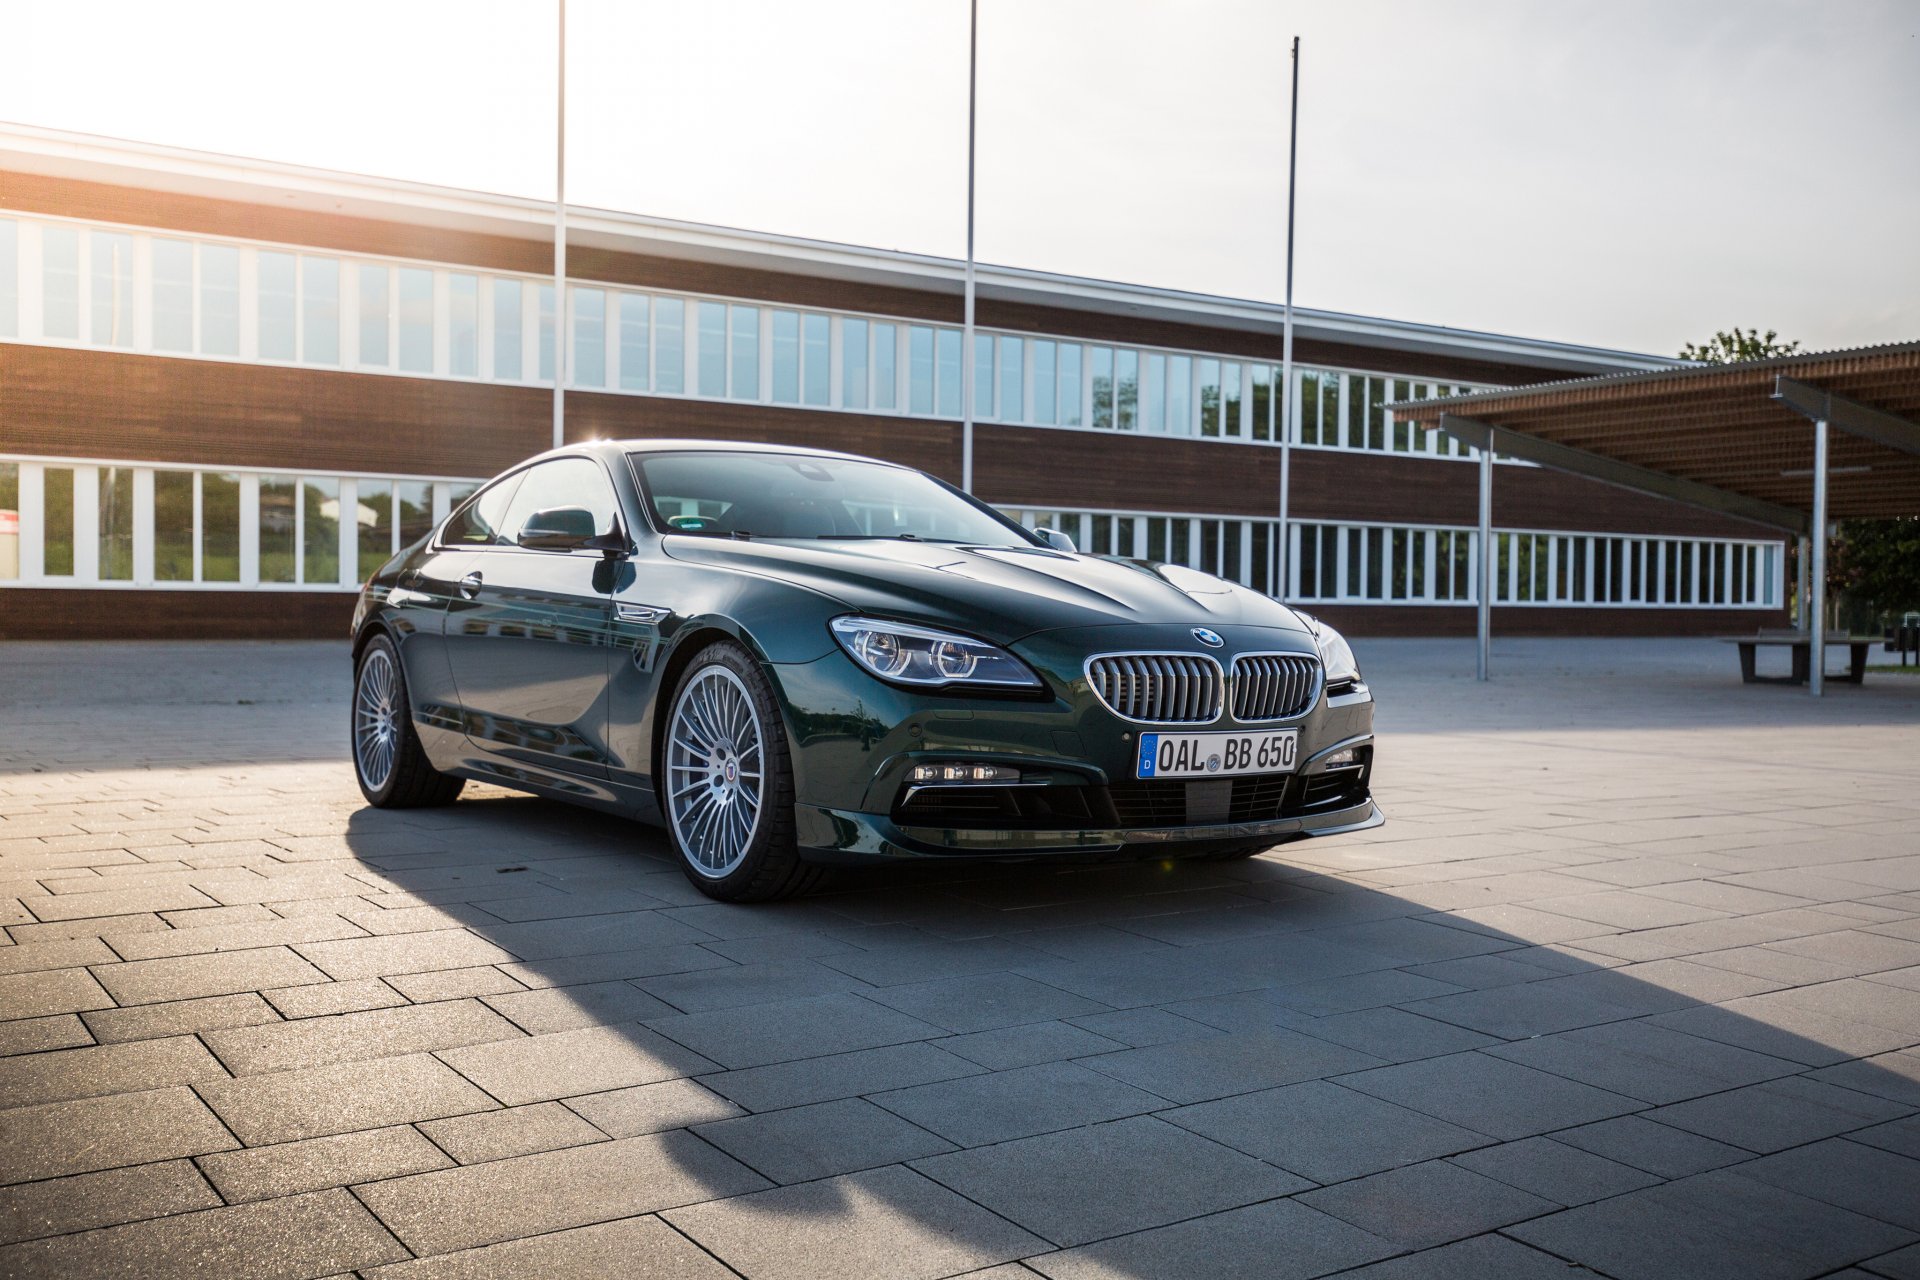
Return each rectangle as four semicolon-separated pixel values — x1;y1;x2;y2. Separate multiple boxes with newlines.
1;637;1918;1278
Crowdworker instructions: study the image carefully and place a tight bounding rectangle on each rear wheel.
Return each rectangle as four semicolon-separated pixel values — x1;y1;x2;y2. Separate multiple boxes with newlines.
662;641;825;902
353;634;464;808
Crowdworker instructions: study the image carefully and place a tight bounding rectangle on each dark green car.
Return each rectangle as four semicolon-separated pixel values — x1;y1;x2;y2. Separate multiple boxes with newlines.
349;441;1380;900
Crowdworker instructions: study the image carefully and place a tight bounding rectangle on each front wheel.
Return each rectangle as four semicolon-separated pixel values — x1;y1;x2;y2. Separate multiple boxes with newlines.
353;634;464;808
661;641;824;902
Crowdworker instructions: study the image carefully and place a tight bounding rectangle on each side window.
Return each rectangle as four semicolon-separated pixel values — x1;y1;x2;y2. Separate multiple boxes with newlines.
497;458;620;545
443;473;524;545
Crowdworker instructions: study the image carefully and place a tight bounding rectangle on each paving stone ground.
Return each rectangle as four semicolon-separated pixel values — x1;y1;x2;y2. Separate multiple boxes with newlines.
1;636;1917;1279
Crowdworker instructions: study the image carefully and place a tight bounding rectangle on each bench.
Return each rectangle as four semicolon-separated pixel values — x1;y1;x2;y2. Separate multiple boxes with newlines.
1718;633;1874;685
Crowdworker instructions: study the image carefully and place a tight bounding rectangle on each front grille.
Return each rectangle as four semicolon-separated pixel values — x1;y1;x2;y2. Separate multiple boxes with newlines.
1087;654;1222;724
1232;654;1322;721
894;784;1100;830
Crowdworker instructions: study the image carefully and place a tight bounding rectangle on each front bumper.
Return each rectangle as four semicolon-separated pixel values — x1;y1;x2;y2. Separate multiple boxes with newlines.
795;794;1384;864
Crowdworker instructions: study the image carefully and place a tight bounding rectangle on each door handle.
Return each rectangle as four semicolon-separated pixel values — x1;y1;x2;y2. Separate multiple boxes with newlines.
458;571;483;600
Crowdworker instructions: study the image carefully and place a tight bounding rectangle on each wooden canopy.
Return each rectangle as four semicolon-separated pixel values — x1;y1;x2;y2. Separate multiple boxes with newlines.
1387;341;1920;534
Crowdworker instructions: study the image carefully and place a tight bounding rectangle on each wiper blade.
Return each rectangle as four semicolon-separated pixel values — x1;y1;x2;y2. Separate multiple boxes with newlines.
813;534;967;543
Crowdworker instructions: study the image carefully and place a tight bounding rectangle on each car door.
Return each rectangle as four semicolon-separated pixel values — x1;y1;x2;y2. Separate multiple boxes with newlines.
441;457;623;779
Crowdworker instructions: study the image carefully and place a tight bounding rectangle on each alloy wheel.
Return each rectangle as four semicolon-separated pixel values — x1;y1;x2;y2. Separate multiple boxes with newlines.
666;664;766;877
354;647;399;793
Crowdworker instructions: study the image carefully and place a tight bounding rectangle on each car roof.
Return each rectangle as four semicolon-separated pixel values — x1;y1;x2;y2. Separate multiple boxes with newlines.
542;438;898;469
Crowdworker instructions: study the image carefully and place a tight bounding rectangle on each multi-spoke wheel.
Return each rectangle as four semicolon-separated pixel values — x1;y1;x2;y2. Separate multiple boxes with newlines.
352;634;464;809
661;641;821;901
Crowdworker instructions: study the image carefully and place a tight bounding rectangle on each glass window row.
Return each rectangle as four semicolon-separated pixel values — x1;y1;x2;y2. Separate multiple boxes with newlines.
1;213;1498;457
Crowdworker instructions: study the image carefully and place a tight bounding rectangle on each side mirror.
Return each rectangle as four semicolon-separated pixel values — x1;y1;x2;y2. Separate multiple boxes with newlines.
1035;527;1076;554
517;506;600;551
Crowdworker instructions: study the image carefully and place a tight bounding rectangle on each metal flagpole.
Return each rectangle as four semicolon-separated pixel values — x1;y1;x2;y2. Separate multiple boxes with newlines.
1276;35;1299;596
552;0;567;451
961;0;978;492
1810;420;1829;697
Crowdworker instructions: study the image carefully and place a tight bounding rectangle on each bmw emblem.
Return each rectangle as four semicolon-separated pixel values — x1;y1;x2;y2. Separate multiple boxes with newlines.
1191;627;1224;649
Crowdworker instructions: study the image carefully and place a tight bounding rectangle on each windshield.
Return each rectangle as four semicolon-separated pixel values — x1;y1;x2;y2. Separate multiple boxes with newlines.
632;451;1039;546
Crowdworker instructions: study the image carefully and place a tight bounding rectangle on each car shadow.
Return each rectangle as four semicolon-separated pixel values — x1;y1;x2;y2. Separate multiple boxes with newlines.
335;787;1920;1277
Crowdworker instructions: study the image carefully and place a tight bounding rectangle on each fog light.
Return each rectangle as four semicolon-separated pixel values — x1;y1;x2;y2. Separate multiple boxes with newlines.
1323;748;1358;768
908;761;1021;784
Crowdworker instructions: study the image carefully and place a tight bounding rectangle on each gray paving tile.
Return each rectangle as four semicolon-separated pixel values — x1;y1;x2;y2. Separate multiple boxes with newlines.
1853;1115;1920;1161
695;1095;955;1183
913;1116;1307;1247
1065;1007;1222;1047
1484;1017;1802;1104
0;1013;92;1057
480;979;675;1032
563;1077;744;1137
1402;980;1639;1039
0;1033;227;1109
1553;1113;1753;1178
0;1160;221;1246
1298;1158;1559;1248
436;1023;716;1105
1330;1232;1604;1280
1081;1027;1382;1104
636;958;864;1012
262;976;406;1018
0;966;114;1019
1646;1074;1912;1153
1165;1079;1491;1184
1290;1006;1501;1062
697;1040;984;1112
821;937;1057;987
202;998;521;1075
496;942;731;989
1449;1135;1661;1206
1808;1048;1920;1107
644;991;944;1069
105;911;367;960
357;1129;770;1256
14;883;217;922
196;1052;497;1145
294;928;517;980
470;911;715;961
863;971;1111;1034
1028;1198;1396;1280
0;1187;407;1278
418;1100;607;1163
89;946;328;1005
0;936;117;975
665;1164;1045;1280
873;1061;1165;1147
1339;1049;1643;1140
1864;1242;1920;1279
386;965;525;1002
0;1086;237;1182
361;1215;736;1279
939;1020;1126;1070
197;1125;453;1202
1736;1138;1920;1230
81;991;278;1043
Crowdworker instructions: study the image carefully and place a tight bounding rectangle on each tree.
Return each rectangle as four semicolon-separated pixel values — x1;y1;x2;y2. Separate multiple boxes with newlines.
1679;328;1802;364
1832;517;1920;620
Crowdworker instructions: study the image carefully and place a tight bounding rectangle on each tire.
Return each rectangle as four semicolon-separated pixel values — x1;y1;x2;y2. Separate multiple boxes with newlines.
661;640;825;902
352;634;465;809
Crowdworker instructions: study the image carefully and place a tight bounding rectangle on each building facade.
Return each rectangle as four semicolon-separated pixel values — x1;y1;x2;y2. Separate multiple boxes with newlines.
0;127;1787;640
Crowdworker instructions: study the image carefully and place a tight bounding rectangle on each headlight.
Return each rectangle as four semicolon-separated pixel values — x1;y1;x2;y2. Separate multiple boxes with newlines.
830;616;1042;690
1297;612;1361;684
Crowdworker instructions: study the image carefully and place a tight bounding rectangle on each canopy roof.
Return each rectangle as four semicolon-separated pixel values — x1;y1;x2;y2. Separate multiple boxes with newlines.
1387;341;1920;535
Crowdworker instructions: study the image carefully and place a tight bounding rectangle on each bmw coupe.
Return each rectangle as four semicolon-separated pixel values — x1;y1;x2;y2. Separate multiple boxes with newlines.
350;441;1380;900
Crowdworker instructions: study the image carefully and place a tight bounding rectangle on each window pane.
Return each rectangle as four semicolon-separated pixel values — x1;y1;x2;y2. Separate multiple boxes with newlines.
618;293;648;390
492;278;522;379
0;462;15;580
98;467;134;580
449;273;478;376
802;313;830;406
397;481;434;547
842;318;868;410
537;284;555;382
398;268;434;373
1142;353;1165;431
1167;355;1191;435
42;226;79;339
303;478;340;586
43;467;75;576
497;458;619;542
655;297;685;393
1197;358;1220;436
357;479;393;581
973;334;994;418
1090;347;1113;428
91;232;133;346
696;301;726;396
0;219;15;339
152;239;194;353
933;328;958;416
201;472;240;582
154;470;195;581
873;322;896;410
1059;343;1082;426
258;251;296;359
571;287;606;387
259;477;297;582
771;310;799;403
1320;373;1343;445
200;244;239;356
998;335;1023;422
730;305;759;399
1032;339;1056;425
358;264;389;366
301;257;339;365
1250;365;1272;441
1222;362;1242;437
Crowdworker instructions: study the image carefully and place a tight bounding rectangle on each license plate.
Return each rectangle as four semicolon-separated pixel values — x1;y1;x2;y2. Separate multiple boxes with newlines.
1136;730;1298;779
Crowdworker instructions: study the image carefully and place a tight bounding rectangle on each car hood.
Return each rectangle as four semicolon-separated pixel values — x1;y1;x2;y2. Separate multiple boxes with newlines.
659;536;1311;644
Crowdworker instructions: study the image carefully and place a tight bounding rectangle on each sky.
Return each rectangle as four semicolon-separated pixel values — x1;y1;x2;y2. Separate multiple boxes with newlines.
4;0;1917;356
